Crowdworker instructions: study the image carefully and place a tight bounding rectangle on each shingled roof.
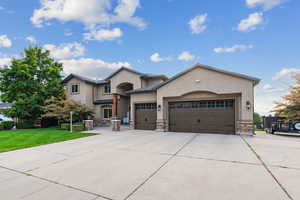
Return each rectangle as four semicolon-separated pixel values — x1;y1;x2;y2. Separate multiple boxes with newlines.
61;74;109;85
62;67;169;85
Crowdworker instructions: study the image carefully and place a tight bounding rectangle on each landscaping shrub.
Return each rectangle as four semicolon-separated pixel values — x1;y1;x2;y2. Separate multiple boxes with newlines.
16;121;34;129
72;124;85;132
60;123;70;130
0;123;4;131
2;121;15;130
60;123;85;132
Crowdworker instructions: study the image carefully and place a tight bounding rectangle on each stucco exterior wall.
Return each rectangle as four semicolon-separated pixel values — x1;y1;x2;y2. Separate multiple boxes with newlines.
118;96;130;121
94;85;112;100
142;78;165;88
65;78;94;107
110;70;142;93
156;67;254;133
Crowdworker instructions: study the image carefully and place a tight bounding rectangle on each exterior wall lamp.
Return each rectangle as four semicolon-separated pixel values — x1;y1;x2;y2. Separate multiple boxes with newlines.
157;105;161;111
246;101;251;110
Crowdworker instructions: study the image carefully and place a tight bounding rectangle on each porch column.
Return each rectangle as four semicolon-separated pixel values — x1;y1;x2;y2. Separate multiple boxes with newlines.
112;93;118;117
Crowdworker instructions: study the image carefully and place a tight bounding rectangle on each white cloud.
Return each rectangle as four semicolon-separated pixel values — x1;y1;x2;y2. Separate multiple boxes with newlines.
189;13;208;34
237;12;264;32
263;84;285;92
246;0;287;10
255;83;287;115
0;58;11;67
150;53;172;63
263;84;273;90
150;53;163;62
255;67;300;115
255;92;282;115
43;42;85;59
272;68;300;81
84;28;123;41
61;58;131;79
0;35;12;48
31;0;146;30
178;51;196;61
213;44;254;53
0;53;20;67
26;36;37;44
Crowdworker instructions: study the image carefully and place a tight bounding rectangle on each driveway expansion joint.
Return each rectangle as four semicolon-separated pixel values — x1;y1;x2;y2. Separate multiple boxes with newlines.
175;154;262;166
0;165;116;200
241;136;294;200
123;133;199;200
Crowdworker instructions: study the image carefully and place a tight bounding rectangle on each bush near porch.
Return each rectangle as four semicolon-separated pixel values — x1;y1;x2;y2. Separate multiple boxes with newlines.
60;123;85;132
0;128;96;153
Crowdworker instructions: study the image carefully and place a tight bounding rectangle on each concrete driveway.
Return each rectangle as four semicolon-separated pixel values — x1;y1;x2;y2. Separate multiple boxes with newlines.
0;128;299;200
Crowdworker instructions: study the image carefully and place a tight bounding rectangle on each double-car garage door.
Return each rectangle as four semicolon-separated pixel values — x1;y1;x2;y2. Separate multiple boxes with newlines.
135;100;235;134
169;100;235;134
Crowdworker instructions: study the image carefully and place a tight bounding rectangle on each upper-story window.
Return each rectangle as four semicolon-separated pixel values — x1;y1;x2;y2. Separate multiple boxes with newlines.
104;84;111;94
71;83;80;95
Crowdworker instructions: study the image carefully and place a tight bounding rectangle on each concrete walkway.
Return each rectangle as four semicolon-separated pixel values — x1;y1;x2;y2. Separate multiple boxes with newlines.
0;127;299;200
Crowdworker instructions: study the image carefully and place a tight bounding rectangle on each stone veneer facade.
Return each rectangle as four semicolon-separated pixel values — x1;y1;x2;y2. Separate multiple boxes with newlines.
237;120;254;135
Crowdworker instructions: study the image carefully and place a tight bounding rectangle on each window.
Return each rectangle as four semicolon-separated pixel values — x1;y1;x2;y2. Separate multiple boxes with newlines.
135;103;157;110
71;84;80;94
104;84;111;94
103;108;112;119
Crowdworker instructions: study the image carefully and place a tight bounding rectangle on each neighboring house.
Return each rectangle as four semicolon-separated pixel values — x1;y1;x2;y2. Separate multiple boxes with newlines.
0;102;12;112
0;102;13;122
62;64;260;134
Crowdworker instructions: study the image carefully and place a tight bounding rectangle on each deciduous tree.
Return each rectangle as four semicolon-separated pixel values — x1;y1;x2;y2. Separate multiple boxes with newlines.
273;77;300;121
0;46;64;121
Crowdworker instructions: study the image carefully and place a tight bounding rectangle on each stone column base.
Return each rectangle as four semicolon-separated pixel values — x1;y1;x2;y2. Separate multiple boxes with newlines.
237;120;254;135
156;119;168;132
129;120;135;129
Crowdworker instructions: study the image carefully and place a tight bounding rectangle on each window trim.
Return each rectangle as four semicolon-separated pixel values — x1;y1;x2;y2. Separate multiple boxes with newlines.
102;105;112;119
103;84;111;95
71;83;80;95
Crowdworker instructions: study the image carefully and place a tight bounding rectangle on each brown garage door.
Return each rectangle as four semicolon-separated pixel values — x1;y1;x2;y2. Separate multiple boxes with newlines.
135;103;157;130
169;100;235;134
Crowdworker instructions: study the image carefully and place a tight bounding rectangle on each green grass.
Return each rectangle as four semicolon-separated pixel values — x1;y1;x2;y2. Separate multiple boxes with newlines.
0;128;96;153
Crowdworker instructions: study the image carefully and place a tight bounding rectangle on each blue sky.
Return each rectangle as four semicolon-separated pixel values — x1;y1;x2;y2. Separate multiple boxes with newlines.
0;0;299;115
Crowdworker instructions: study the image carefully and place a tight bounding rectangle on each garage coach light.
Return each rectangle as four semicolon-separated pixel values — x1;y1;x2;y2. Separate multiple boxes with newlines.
246;101;251;110
157;105;161;111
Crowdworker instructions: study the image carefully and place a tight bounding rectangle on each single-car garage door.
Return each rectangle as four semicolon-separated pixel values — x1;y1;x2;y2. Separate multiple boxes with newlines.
169;100;235;134
135;103;157;130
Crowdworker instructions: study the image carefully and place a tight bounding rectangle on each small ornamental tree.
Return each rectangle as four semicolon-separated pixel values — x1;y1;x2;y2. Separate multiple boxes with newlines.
273;77;300;121
43;97;95;124
0;46;64;122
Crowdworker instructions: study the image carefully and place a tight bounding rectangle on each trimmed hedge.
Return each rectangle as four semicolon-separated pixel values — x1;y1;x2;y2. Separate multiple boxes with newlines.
72;124;85;132
2;121;15;130
0;123;4;130
60;123;85;132
60;123;70;130
16;121;34;129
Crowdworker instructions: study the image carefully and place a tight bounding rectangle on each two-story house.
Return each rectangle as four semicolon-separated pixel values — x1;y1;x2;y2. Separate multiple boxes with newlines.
62;64;260;134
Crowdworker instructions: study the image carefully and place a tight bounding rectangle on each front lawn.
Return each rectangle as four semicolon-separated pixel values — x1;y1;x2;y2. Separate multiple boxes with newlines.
0;128;96;153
